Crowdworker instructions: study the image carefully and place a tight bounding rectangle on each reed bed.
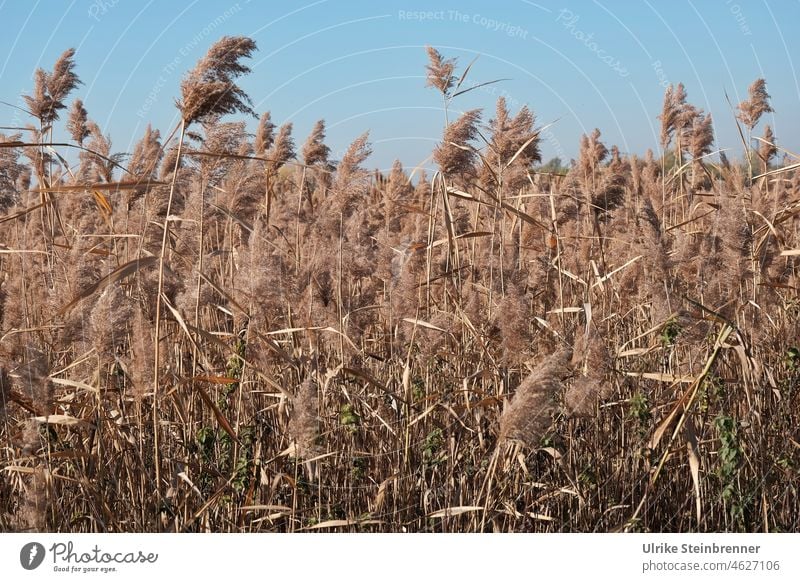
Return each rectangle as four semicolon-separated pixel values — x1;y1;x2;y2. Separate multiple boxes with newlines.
0;38;798;532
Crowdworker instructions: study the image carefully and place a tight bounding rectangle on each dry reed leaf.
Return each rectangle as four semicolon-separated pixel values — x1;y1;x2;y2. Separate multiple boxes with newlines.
408;402;438;427
649;397;687;451
33;414;92;428
591;255;642;287
446;187;475;200
238;505;292;512
625;372;693;383
0;201;47;224
402;362;411;398
427;231;493;250
374;476;396;513
617;347;658;357
92;190;113;216
264;326;324;335
3;466;36;475
525;512;555;522
31;179;166;192
251;331;297;367
49;377;99;394
402;318;447;333
0;247;48;254
300;519;384;530
58;256;159;315
250;514;290;525
210;202;254;234
685;417;702;523
303;451;337;464
547;306;583;314
504;132;543;170
649;325;734;485
617;316;681;351
750;210;784;246
188;375;240;385
754;161;800;179
194;384;238;442
552;264;587;286
428;506;484;518
163;298;214;371
177;471;203;497
447;186;548;230
780;249;800;256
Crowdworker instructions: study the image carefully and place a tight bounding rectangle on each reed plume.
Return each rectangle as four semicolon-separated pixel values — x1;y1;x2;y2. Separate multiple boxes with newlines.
266;122;295;174
23;48;81;126
254;111;275;155
757;125;777;171
178;36;257;125
301;119;330;167
689;112;714;188
659;83;688;150
127;124;162;206
578;128;607;195
425;46;457;96
498;347;573;448
433;109;481;177
288;377;320;458
737;78;773;131
564;329;613;417
482;97;540;191
66;99;90;145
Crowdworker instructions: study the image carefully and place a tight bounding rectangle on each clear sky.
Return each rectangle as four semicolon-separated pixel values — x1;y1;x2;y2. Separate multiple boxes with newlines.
0;0;798;172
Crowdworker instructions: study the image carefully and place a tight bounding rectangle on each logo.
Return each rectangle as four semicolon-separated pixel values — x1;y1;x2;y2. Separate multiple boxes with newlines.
20;542;46;570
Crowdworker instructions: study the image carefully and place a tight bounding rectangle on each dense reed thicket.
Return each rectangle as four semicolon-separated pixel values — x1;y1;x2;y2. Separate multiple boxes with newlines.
1;38;798;532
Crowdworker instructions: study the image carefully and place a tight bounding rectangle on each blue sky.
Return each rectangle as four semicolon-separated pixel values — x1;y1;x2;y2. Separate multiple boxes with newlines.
0;0;798;172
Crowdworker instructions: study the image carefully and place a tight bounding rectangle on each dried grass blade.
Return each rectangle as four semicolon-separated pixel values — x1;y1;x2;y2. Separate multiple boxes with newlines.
189;375;240;385
33;414;93;428
58;256;158;315
0;201;47;225
428;506;484;518
238;505;292;512
685;416;702;523
49;377;99;394
93;190;113;217
194;384;238;442
626;372;694;383
300;519;384;531
591;255;642;287
402;318;447;333
32;180;166;192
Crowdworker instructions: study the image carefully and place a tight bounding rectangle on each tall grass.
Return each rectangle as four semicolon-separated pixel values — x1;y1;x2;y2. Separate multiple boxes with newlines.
0;40;798;533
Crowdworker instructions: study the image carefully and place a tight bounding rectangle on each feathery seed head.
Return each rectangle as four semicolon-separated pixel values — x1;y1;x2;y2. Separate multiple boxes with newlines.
425;46;457;96
178;36;257;125
737;78;773;130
